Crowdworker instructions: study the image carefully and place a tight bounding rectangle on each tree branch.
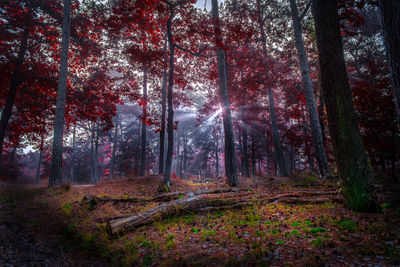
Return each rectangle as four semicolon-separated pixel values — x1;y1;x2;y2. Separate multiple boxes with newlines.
299;0;312;21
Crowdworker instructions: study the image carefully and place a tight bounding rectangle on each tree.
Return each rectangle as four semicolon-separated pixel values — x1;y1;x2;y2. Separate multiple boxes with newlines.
288;0;330;178
140;67;148;176
256;0;288;176
379;0;400;123
211;0;239;186
311;0;379;211
49;0;72;186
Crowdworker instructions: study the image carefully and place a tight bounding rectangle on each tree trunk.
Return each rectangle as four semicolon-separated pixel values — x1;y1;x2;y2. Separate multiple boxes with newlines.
312;0;379;212
318;90;326;145
251;133;256;177
90;123;95;183
176;128;181;176
215;130;219;177
267;87;288;176
49;0;71;186
159;36;168;175
379;0;400;123
163;7;176;190
211;0;239;186
256;0;288;176
70;124;76;183
0;25;30;164
94;122;99;183
110;118;118;180
35;136;44;184
140;67;148;176
183;134;188;179
241;108;249;177
289;0;330;178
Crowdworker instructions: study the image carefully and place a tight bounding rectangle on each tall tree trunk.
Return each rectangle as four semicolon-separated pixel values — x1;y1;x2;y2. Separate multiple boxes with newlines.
251;133;256;177
176;129;181;176
312;0;379;212
163;7;176;190
318;90;326;144
289;0;330;178
35;136;44;184
379;0;400;123
90;123;95;183
110;118;118;180
49;0;71;186
0;25;30;163
94;122;99;183
241;108;249;177
211;0;239;186
70;124;76;183
9;143;18;166
140;67;148;176
183;134;188;179
159;37;168;175
256;0;288;176
267;87;288;176
215;130;219;177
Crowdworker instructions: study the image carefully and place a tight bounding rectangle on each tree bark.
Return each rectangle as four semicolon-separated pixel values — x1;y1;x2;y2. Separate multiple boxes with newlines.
35;136;44;184
94;121;99;183
0;25;30;164
163;6;176;190
241;107;249;177
70;124;75;183
256;0;288;176
211;0;239;186
90;123;95;183
140;67;148;176
289;0;330;178
312;0;379;212
251;133;256;177
49;0;71;186
379;0;400;123
110;118;118;180
159;36;168;175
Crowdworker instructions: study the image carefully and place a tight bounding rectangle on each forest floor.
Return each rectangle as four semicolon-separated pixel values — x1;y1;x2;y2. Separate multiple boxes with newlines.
0;174;399;266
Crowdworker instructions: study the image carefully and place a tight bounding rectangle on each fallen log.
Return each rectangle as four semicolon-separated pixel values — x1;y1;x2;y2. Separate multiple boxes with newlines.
107;196;253;235
106;190;339;235
84;187;252;206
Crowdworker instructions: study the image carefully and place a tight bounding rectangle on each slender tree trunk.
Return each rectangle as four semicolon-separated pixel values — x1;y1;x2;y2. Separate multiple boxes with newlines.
90;123;95;183
318;90;326;144
379;0;400;123
258;159;262;178
183;134;188;179
159;36;168;175
215;130;219;177
242;108;249;177
110;118;118;180
0;25;30;164
70;124;76;183
289;0;330;178
94;122;99;183
251;133;256;177
176;129;181;176
9;143;18;166
35;136;44;184
256;0;288;176
163;7;176;190
140;67;148;176
211;0;239;186
267;87;288;176
312;0;379;212
49;0;71;186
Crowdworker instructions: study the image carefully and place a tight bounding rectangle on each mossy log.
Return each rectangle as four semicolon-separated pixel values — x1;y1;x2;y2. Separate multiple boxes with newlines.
106;189;339;235
107;196;252;235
